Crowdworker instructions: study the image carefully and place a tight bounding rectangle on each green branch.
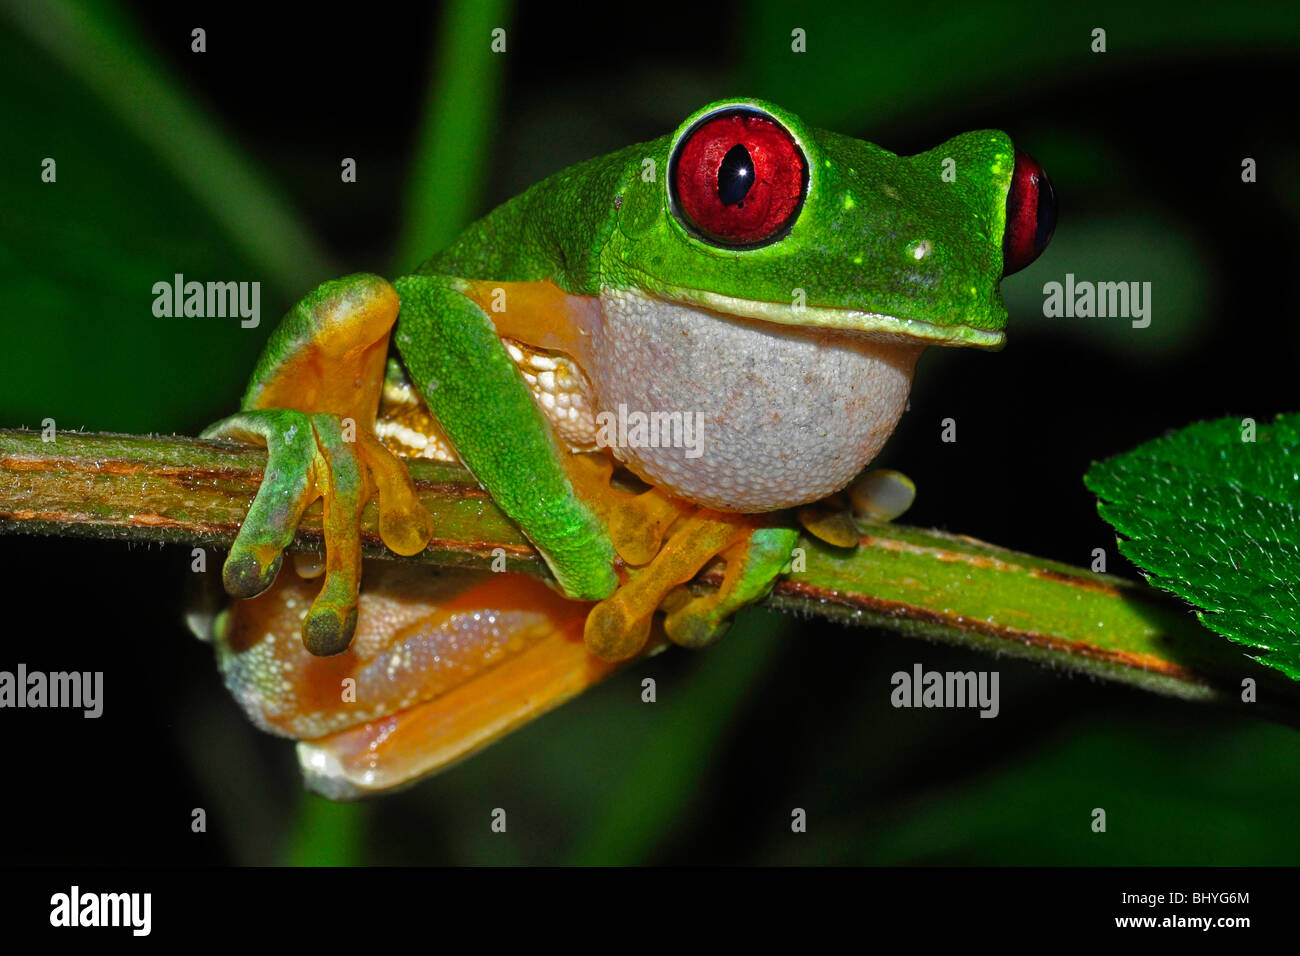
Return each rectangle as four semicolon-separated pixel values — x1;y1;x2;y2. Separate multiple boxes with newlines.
0;429;1290;722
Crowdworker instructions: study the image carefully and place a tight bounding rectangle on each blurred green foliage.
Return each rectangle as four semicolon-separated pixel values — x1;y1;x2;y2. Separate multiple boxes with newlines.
1;0;1298;865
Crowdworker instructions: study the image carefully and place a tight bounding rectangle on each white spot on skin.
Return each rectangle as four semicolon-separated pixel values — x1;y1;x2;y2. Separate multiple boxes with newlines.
497;338;600;449
382;379;416;403
374;420;430;449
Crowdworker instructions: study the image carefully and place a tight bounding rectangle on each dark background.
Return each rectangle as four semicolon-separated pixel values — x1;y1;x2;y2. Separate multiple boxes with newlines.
1;0;1297;864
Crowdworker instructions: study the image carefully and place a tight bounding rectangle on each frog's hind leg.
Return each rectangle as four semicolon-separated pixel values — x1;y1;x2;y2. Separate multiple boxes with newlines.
214;559;647;797
848;468;916;522
796;468;917;547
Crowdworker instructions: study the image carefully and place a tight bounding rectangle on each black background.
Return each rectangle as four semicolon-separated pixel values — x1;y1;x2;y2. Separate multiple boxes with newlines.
1;0;1297;868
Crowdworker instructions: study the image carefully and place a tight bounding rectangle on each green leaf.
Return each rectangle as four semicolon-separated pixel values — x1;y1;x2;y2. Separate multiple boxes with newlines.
1086;413;1300;680
395;0;513;270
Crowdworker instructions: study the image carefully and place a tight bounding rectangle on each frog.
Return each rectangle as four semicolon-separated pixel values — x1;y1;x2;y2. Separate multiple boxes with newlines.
200;98;1056;797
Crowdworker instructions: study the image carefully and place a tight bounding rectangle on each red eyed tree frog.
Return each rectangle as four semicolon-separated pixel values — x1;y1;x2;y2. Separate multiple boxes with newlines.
201;98;1056;797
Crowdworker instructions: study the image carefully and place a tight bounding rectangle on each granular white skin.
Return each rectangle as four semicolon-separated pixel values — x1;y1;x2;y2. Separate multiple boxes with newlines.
585;288;922;512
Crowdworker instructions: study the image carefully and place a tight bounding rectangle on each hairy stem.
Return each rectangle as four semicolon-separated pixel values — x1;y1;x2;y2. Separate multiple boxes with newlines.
0;428;1288;721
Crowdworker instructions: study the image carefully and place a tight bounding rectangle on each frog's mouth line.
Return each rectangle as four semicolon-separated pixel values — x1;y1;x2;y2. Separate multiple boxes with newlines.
658;286;1006;349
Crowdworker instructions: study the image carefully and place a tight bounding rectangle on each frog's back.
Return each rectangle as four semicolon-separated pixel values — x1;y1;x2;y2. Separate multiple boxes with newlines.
411;138;663;295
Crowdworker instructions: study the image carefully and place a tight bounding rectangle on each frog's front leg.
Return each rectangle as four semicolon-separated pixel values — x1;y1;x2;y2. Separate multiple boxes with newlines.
391;275;619;602
202;275;432;655
563;453;799;659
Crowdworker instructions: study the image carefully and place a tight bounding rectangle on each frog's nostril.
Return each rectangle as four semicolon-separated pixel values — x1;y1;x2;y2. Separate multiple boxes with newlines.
1002;150;1057;276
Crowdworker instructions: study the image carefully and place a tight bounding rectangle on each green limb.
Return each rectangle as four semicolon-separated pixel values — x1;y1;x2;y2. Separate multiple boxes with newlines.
201;409;317;598
201;410;367;656
392;275;618;600
663;525;800;649
302;414;365;656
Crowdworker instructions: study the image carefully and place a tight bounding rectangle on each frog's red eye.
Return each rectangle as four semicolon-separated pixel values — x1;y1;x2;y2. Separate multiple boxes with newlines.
1002;150;1057;276
669;108;808;248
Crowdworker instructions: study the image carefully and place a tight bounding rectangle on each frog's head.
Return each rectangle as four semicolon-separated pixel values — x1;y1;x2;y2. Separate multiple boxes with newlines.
609;97;1056;349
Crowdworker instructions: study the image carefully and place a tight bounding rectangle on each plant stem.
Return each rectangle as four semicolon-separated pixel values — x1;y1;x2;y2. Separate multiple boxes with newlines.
0;428;1289;721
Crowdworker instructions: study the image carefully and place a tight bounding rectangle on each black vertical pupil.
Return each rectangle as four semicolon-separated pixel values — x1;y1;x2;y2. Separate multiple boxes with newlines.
717;143;754;206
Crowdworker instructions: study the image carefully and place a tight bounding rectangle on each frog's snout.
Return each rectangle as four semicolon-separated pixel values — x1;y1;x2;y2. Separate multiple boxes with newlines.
1002;151;1056;276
